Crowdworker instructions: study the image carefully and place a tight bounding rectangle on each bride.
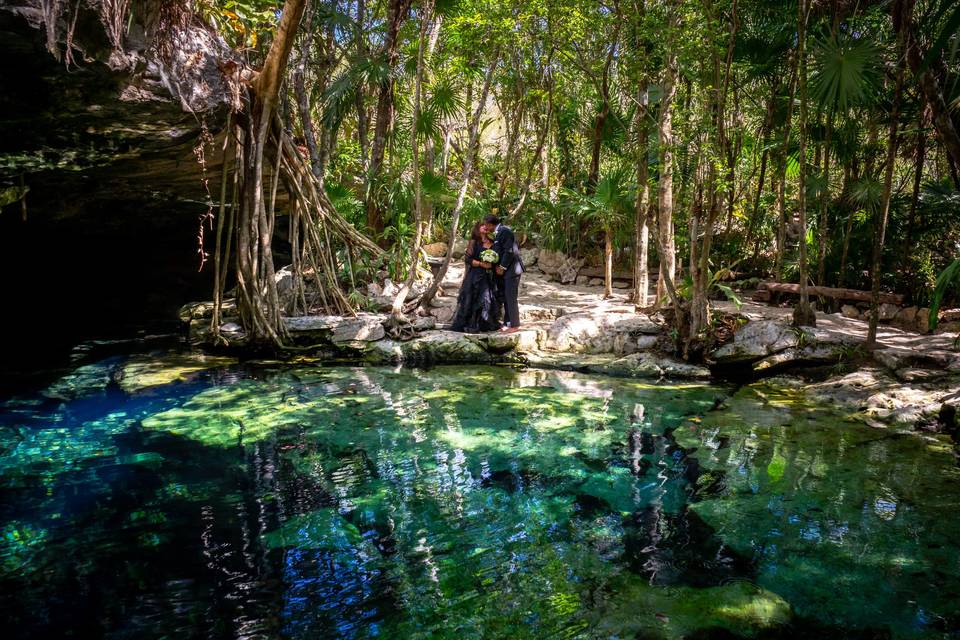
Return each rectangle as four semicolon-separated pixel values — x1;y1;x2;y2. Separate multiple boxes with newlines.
450;221;501;333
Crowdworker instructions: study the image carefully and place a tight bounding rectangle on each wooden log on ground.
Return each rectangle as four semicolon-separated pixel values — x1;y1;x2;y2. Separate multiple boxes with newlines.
576;267;660;282
755;282;904;305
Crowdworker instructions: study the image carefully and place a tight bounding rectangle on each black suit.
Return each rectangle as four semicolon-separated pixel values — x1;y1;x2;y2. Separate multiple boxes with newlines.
492;224;524;328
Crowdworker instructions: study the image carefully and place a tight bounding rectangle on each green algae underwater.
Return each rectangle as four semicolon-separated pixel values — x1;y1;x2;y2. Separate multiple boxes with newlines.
1;351;958;639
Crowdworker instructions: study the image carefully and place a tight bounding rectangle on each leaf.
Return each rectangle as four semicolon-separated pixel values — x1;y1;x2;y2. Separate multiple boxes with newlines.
810;34;881;111
928;258;960;331
715;283;743;310
785;153;800;180
920;2;960;74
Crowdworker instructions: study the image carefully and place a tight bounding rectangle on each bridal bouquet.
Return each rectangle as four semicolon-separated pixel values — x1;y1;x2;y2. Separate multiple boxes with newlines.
479;248;500;264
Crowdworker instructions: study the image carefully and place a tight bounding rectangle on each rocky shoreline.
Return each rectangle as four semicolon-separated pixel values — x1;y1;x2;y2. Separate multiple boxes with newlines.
177;300;960;441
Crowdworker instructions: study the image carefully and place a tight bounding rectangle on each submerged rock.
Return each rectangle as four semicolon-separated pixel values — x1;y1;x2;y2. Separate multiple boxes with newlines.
802;367;958;427
42;361;118;400
115;353;237;393
588;352;711;381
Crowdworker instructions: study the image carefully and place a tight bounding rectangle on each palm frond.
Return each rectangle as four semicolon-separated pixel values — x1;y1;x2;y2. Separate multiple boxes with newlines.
810;34;881;112
929;258;960;331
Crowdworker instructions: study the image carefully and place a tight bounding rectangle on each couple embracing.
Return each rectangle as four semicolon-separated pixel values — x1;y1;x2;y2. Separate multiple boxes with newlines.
450;214;525;334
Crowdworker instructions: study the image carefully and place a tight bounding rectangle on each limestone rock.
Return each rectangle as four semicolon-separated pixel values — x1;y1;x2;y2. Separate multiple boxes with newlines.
179;300;237;323
878;302;900;321
368;330;489;364
636;335;659;350
575;275;589;286
872;345;958;377
452;237;469;259
519;247;540;268
612;280;631;289
413;316;437;331
710;319;860;372
589;278;604;287
711;320;800;363
588;352;662;378
116;353;237;393
940;308;960;323
536;249;567;275
558;257;585;284
471;329;542;354
545;311;661;354
42;362;116;400
892;306;918;330
429;302;456;325
936;321;960;334
804;367;959;427
423;242;448;257
915;308;931;334
520;305;559;322
284;314;386;343
587;352;710;380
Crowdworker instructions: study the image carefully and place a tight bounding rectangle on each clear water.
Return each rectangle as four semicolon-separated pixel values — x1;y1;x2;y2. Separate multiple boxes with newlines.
1;350;958;639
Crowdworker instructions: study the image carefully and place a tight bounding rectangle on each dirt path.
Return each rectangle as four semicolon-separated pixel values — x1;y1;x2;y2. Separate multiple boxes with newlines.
435;262;956;358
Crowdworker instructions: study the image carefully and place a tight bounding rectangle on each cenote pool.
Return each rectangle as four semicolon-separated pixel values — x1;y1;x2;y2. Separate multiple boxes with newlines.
1;349;958;639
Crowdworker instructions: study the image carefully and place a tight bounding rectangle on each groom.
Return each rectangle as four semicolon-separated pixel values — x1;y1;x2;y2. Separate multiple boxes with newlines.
483;213;524;333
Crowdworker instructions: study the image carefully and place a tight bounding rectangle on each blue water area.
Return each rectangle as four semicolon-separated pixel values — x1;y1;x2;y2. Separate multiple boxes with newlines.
1;350;958;639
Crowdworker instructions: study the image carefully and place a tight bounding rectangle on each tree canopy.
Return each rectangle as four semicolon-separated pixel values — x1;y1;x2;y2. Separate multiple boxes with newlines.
195;0;960;353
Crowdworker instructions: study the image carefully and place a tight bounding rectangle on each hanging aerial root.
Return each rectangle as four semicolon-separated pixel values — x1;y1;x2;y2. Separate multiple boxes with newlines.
207;110;383;348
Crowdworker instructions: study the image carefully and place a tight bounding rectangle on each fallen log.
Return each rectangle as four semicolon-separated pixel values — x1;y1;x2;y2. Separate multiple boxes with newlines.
755;282;904;305
576;267;660;282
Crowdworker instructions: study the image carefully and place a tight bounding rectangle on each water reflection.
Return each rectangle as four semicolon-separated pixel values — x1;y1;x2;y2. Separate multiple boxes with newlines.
0;360;957;639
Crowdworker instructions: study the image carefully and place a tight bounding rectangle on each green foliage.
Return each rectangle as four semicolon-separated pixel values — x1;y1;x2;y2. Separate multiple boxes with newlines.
928;258;960;331
810;34;881;112
326;182;364;228
677;267;743;310
195;0;278;49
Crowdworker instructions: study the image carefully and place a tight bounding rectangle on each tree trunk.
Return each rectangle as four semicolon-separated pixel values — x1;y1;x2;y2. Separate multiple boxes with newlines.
816;110;833;284
418;50;500;310
234;0;307;345
586;32;619;193
867;42;905;347
354;0;370;173
774;53;799;281
390;0;434;318
792;0;816;327
604;229;614;298
365;0;412;237
656;3;681;319
746;79;778;262
895;0;960;172
292;6;322;180
509;88;553;219
633;83;651;307
900;120;925;272
496;94;525;204
689;0;736;344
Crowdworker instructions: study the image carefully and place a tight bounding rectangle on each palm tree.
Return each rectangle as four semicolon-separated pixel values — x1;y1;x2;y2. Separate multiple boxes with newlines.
578;168;634;298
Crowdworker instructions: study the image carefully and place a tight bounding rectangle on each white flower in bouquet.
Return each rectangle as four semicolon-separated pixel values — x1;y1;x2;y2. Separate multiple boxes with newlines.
479;249;499;264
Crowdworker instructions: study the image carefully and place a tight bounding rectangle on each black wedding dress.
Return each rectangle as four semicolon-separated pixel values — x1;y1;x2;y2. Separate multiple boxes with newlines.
450;240;502;333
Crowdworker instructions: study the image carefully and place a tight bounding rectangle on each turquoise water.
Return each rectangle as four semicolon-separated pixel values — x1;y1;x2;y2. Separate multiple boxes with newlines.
1;350;958;639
